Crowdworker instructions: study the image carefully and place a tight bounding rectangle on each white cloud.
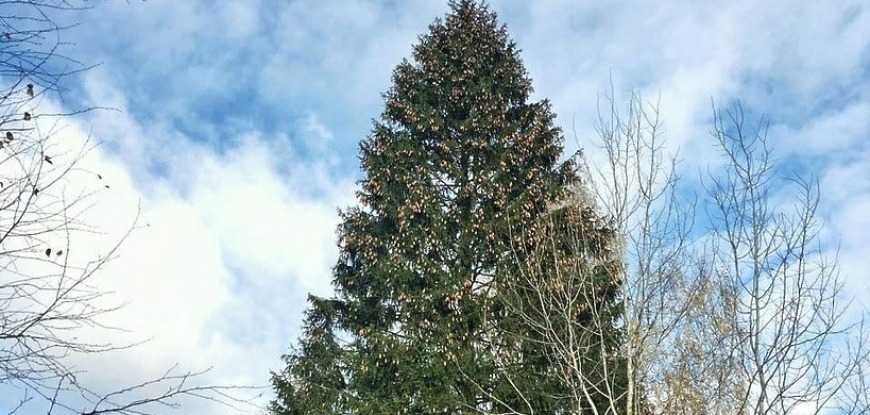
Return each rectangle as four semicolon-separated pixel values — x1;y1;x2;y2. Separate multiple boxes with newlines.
820;148;870;308
2;72;355;413
772;99;870;155
506;0;869;161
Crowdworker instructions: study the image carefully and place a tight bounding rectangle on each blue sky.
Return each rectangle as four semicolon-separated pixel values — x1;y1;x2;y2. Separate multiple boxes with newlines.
4;1;868;413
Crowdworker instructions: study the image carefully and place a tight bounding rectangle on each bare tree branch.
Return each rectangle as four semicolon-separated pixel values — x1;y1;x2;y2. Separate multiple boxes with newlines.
0;2;264;413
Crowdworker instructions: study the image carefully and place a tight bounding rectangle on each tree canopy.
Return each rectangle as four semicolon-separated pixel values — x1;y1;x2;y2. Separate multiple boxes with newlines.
270;2;625;413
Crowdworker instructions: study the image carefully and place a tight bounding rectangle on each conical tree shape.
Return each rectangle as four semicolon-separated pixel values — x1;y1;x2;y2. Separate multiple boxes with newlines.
271;1;626;413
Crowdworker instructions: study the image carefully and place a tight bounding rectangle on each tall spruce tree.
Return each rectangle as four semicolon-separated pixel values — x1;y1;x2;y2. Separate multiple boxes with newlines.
271;1;626;413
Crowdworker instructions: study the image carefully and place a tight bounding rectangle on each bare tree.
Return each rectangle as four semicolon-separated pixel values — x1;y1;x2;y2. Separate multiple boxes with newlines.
475;93;869;415
692;104;868;415
460;91;695;415
581;92;698;415
0;2;260;414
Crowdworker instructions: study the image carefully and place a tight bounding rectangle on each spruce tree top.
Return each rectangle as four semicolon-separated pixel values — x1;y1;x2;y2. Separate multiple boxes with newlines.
338;0;576;342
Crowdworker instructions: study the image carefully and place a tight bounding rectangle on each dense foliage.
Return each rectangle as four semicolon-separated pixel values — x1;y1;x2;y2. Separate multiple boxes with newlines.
270;2;626;413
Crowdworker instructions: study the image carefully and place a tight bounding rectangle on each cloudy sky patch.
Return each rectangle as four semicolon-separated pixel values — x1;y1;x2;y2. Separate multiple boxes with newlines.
3;1;867;413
